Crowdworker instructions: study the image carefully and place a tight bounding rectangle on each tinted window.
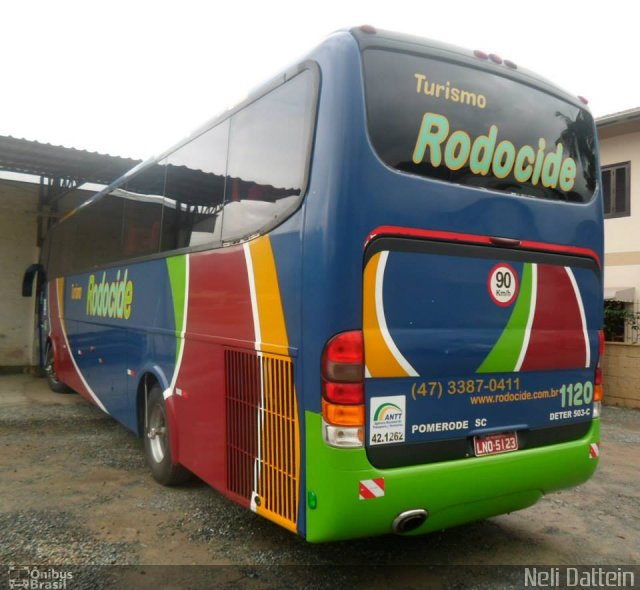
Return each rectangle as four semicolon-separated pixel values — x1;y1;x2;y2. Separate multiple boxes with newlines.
162;121;228;250
222;70;315;242
72;192;124;271
44;68;317;272
48;191;124;276
123;163;167;255
121;186;162;258
126;161;167;201
364;49;597;202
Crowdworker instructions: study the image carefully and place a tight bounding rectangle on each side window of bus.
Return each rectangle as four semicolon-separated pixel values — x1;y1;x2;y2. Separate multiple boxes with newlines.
161;120;229;251
222;70;314;243
121;164;166;258
72;192;125;271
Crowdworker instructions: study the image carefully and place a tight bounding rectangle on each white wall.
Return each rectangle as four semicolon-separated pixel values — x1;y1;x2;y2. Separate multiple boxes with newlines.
0;180;40;367
600;124;640;342
601;130;640;254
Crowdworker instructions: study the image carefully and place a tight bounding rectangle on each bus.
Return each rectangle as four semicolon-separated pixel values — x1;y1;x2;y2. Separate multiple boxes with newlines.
24;26;604;542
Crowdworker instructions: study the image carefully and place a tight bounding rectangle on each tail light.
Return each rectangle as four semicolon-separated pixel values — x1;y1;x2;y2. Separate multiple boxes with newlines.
322;330;364;383
322;399;365;426
321;331;365;448
593;330;604;418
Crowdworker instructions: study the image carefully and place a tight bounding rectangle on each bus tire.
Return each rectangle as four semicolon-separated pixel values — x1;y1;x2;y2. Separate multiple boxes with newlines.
144;385;192;486
45;342;73;394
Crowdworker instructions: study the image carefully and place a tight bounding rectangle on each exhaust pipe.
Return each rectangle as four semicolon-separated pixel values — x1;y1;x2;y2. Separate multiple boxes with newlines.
392;509;428;534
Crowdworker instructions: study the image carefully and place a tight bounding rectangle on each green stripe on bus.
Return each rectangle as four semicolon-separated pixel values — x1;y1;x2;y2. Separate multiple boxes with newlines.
477;263;532;373
304;411;599;542
166;256;187;366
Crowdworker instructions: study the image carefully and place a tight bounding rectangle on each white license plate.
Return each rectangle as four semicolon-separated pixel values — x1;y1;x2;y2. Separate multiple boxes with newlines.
473;432;518;457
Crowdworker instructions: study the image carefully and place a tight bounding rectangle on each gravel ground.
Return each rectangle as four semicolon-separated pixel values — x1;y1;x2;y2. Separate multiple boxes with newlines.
0;375;638;589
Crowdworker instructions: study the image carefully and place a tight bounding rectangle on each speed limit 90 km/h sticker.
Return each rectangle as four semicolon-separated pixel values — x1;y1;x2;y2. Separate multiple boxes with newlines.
487;263;519;307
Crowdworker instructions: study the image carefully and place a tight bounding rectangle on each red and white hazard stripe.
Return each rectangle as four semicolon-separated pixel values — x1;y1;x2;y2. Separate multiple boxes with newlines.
359;478;385;500
589;442;600;459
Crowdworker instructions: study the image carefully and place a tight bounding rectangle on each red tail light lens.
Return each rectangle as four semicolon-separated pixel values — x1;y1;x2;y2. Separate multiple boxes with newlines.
323;331;363;364
323;382;364;405
322;331;364;382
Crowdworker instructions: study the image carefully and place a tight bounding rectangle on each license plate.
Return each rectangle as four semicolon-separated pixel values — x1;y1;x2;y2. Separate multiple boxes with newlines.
473;432;518;457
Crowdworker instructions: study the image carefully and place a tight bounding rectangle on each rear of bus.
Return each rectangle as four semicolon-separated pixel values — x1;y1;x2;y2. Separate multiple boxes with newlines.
303;29;603;541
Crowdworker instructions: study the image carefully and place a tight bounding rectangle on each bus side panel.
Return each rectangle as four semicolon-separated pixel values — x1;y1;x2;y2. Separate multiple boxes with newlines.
124;258;187;434
46;280;72;388
58;261;182;425
71;319;129;422
227;235;300;531
46;278;105;410
47;231;304;534
168;236;302;533
171;247;255;493
267;228;305;533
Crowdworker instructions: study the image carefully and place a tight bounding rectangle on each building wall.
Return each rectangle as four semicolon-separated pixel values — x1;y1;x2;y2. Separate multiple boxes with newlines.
602;343;640;409
601;129;640;254
600;126;640;342
0;180;40;369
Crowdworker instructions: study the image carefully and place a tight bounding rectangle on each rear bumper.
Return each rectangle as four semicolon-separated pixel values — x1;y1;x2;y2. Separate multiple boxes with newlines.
304;411;600;542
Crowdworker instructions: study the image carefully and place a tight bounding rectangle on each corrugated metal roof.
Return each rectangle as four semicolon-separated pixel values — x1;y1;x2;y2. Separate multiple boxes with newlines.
0;135;141;185
596;107;640;128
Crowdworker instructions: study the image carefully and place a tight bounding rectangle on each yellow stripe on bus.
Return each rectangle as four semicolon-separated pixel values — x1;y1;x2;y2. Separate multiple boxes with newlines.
246;236;299;532
363;252;410;377
248;236;289;355
56;278;65;318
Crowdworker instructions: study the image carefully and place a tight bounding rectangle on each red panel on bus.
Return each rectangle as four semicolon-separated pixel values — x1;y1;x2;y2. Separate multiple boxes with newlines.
187;247;256;344
47;281;88;403
171;246;255;495
520;265;588;371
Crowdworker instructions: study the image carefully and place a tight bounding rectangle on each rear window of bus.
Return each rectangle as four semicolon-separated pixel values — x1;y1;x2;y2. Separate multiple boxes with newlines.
363;49;597;203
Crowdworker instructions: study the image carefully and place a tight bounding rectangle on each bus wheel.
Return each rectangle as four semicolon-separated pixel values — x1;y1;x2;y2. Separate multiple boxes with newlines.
45;342;73;394
144;385;192;486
